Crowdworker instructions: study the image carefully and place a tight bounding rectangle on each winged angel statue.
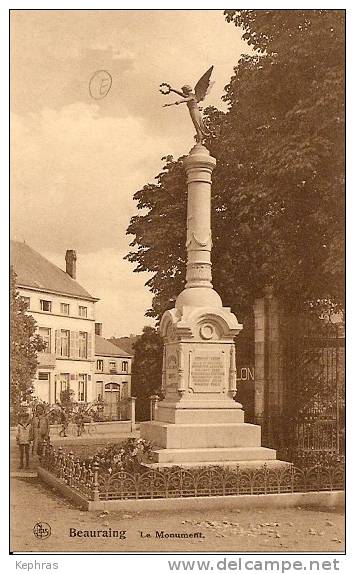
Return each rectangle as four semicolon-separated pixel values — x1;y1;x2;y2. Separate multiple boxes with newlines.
160;66;214;143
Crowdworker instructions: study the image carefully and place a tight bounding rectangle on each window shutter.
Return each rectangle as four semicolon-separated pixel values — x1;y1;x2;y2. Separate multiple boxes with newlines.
70;331;76;358
87;333;92;360
55;330;61;356
75;332;80;358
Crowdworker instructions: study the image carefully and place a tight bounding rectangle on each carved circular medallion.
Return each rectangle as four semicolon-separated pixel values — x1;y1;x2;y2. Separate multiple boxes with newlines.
200;323;214;340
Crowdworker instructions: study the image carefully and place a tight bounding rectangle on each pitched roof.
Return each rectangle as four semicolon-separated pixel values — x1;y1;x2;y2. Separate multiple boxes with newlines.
10;240;97;301
108;336;138;356
95;335;132;358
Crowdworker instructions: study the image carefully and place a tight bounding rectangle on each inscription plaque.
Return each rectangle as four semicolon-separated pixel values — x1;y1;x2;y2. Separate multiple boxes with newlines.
191;353;225;392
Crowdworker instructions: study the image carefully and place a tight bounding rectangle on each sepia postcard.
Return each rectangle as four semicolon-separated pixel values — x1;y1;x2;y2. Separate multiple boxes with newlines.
9;8;345;558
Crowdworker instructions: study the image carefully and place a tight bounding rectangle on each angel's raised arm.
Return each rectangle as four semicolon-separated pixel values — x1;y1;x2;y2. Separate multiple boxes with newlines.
163;98;188;107
169;87;187;98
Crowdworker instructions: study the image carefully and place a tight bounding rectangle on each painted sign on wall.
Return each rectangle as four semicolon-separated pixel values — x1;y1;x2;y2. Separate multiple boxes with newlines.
236;367;255;382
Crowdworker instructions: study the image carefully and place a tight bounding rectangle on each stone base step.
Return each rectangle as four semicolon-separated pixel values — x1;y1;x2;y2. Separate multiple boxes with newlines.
156;407;244;424
141;421;261;449
151;446;277;464
145;460;291;470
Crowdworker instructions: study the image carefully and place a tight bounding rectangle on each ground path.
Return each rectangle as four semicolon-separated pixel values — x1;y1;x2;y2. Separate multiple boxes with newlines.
11;476;344;553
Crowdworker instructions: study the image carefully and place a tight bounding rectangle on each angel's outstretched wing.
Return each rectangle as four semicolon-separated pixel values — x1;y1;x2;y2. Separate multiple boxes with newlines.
194;66;214;103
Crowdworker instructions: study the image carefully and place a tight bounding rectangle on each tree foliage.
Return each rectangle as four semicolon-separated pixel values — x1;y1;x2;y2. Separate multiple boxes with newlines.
126;10;344;322
131;326;164;401
10;267;46;412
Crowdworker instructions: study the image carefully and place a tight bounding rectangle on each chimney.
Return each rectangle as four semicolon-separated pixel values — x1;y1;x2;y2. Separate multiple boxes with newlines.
95;322;103;336
65;250;77;279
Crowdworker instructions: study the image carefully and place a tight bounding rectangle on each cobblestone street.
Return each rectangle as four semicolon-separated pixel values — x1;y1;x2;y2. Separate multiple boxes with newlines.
11;476;345;554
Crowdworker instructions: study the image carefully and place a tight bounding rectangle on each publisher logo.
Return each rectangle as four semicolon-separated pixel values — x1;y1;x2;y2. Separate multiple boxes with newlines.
33;522;51;539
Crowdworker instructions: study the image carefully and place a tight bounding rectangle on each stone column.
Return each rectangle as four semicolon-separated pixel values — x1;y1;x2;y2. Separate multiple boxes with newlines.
184;144;215;290
175;143;221;310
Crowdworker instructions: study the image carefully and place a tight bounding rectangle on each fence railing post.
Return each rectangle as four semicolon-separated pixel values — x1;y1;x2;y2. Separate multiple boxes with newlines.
92;460;100;502
68;451;74;486
130;397;136;432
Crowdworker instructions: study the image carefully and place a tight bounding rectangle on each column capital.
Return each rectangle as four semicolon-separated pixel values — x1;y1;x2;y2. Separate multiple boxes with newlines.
183;144;216;176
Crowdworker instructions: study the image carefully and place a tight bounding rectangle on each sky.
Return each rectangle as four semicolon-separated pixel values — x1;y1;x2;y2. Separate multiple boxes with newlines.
11;9;248;337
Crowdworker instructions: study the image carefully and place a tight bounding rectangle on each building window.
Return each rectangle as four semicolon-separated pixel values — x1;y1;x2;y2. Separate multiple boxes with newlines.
78;331;88;358
78;374;87;402
21;296;30;309
109;361;116;373
60;373;70;393
38;372;50;381
60;330;70;357
60;302;70;315
40;299;52;312
54;373;69;402
96;381;104;401
39;327;51;353
105;382;120;391
122;361;128;372
79;306;88;318
96;359;104;372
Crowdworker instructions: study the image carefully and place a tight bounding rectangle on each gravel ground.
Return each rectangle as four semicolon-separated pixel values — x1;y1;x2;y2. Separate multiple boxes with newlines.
11;477;344;554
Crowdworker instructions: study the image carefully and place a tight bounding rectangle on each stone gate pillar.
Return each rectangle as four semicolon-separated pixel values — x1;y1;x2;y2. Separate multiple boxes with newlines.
253;287;284;429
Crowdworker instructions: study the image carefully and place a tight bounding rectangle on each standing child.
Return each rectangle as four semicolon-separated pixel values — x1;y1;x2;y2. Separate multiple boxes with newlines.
75;408;85;437
31;404;50;460
59;405;69;437
16;412;32;469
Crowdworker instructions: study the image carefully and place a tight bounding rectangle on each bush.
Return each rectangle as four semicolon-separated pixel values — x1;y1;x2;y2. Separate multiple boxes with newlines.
84;438;154;473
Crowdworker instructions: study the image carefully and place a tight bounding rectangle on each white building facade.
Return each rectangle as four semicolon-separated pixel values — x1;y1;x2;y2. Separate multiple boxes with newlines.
94;328;132;419
11;241;105;405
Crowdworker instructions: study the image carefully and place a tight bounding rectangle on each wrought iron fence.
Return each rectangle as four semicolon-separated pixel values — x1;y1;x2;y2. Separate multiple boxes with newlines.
93;398;130;422
40;444;344;503
252;318;345;464
271;319;345;462
41;444;97;499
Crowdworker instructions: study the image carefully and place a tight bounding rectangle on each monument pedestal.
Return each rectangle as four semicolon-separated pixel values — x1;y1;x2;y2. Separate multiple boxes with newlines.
141;144;281;468
140;306;279;467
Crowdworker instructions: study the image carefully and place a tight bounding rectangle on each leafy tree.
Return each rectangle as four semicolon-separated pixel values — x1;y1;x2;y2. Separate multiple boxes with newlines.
131;326;163;419
126;10;344;322
10;267;46;413
60;388;75;411
127;157;187;319
217;9;344;313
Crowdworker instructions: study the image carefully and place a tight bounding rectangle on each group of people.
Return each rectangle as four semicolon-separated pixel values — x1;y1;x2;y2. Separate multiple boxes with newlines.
15;402;96;469
57;405;88;437
16;404;50;469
